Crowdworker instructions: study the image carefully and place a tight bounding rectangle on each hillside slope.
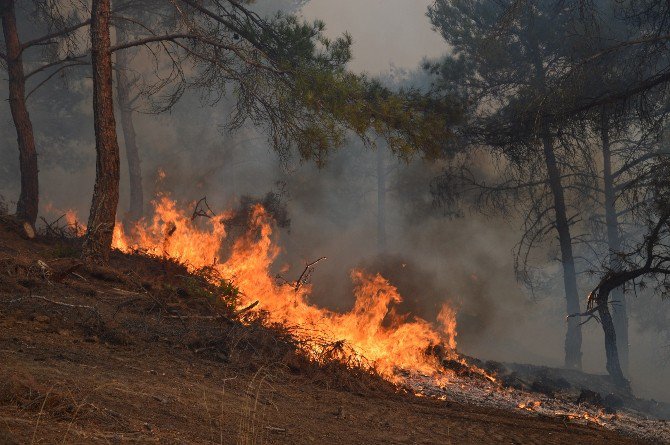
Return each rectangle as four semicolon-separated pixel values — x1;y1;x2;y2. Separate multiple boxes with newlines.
0;223;653;445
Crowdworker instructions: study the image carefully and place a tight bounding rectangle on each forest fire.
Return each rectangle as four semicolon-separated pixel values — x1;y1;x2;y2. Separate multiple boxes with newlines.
5;0;670;442
109;196;460;382
43;196;670;444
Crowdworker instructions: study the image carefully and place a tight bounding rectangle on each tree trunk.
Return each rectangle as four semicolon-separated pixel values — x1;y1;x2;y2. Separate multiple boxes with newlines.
1;0;39;227
527;27;583;369
376;142;387;254
82;0;120;264
596;290;628;387
600;111;629;375
541;128;583;370
114;28;143;223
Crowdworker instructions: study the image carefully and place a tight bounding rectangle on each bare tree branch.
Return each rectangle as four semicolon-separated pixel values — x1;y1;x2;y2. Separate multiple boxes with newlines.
21;19;91;52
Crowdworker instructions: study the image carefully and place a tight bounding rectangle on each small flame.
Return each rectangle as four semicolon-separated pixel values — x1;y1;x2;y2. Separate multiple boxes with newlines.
518;400;542;411
43;203;86;236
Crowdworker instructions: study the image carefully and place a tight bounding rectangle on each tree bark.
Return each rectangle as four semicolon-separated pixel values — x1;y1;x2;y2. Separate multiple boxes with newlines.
600;110;629;375
376;141;387;254
82;0;120;264
114;28;143;223
541;127;583;370
596;290;628;387
1;0;39;227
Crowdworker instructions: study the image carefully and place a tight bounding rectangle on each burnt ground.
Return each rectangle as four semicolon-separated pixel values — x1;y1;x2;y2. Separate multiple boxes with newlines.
0;222;658;445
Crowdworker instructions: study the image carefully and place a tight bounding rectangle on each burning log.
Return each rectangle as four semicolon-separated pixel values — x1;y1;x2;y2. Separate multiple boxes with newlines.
603;393;624;412
428;345;497;383
235;300;259;316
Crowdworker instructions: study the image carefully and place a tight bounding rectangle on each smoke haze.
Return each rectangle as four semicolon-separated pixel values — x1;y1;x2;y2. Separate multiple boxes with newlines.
301;0;445;74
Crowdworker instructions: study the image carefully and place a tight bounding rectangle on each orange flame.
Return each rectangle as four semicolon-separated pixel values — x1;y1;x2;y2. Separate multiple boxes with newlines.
43;203;86;236
437;304;457;350
113;196;458;381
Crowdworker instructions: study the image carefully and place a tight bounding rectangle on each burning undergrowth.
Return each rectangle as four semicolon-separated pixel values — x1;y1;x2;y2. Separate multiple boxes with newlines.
107;194;462;384
32;194;670;443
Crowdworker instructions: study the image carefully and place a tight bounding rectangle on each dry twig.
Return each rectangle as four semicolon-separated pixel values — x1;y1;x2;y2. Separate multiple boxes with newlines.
192;197;217;220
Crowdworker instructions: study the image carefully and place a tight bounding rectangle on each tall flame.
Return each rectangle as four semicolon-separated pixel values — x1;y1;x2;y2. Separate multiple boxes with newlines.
112;196;458;381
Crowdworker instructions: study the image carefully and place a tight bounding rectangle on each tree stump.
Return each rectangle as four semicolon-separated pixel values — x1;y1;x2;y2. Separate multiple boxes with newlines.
0;214;36;239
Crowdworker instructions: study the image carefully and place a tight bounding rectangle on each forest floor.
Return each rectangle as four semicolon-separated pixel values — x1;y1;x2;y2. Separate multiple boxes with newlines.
0;222;663;445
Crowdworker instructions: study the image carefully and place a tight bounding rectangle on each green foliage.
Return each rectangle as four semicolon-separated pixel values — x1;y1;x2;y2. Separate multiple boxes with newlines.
181;271;242;315
427;0;569;143
180;2;462;166
217;278;243;302
284;63;464;164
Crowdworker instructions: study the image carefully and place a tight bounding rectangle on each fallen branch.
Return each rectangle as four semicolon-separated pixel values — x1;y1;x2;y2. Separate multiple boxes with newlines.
235;300;259;316
40;214;66;237
4;294;102;323
110;287;145;297
164;314;226;320
265;426;286;433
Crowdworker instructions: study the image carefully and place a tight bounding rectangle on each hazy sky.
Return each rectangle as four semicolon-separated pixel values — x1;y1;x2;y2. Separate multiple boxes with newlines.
301;0;446;74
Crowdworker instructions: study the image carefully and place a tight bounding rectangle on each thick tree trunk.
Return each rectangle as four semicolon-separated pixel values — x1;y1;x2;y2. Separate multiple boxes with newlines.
1;0;39;227
114;29;143;223
596;290;628;387
600;112;629;375
541;128;583;370
82;0;120;264
376;142;387;254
